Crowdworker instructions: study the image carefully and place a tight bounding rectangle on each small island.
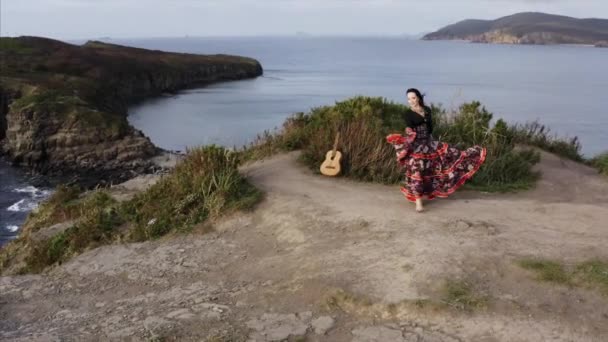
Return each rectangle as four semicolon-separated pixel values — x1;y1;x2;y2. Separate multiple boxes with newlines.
422;12;608;47
0;36;263;184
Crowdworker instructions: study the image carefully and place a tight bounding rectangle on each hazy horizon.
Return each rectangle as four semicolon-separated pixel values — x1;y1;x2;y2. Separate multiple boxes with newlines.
2;0;607;40
3;33;433;41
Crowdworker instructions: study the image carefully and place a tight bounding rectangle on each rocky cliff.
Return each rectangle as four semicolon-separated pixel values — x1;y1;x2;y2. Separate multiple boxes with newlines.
0;36;263;184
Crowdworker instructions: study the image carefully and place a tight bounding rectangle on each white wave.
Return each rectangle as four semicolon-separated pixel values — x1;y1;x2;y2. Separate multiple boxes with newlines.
5;225;19;233
13;186;39;194
12;185;52;200
7;199;39;212
36;189;53;198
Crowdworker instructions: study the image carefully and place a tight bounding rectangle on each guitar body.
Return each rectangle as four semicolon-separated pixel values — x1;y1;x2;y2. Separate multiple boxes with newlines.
320;150;342;176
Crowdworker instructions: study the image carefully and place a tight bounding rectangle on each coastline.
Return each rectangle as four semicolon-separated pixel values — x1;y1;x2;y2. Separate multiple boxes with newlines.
0;36;264;242
0;36;263;186
422;38;603;48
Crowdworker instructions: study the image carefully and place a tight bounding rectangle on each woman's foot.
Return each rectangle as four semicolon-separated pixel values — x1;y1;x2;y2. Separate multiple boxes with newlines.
415;198;424;212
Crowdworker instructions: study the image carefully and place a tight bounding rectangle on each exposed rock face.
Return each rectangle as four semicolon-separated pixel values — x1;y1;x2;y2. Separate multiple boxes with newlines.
0;86;20;143
0;36;263;184
464;30;590;45
2;96;157;181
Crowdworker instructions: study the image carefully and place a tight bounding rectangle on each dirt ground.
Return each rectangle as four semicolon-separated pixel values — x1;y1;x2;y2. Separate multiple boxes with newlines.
1;150;607;342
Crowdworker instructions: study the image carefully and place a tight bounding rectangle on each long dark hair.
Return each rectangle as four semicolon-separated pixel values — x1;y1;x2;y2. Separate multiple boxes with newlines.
406;88;426;108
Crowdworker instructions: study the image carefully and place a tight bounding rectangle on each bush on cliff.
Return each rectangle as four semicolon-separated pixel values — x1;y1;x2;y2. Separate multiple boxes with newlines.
590;152;608;176
243;96;584;191
0;146;262;274
507;121;584;162
122;146;261;241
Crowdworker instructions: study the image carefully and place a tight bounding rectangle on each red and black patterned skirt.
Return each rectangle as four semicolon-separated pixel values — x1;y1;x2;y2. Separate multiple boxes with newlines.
386;128;486;202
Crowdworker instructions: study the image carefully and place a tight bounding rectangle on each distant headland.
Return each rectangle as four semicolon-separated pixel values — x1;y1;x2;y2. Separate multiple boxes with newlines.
422;12;608;47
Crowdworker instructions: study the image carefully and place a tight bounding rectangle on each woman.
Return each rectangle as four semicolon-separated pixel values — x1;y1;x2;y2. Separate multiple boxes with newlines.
386;88;486;212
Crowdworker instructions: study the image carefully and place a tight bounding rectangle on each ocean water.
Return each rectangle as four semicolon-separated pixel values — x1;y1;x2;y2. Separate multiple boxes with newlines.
0;158;51;245
123;37;608;154
1;36;607;244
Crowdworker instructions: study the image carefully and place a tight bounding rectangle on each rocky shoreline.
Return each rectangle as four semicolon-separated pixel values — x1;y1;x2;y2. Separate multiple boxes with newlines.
0;36;263;187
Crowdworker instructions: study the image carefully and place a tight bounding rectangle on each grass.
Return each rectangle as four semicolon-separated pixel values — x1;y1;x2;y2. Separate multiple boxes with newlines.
22;190;123;272
122;145;262;241
21;184;84;232
589;152;608;176
0;37;37;54
518;259;571;284
11;90;86;113
518;258;608;294
325;278;490;318
0;146;263;274
441;279;489;312
575;260;608;294
509;121;584;162
325;289;374;312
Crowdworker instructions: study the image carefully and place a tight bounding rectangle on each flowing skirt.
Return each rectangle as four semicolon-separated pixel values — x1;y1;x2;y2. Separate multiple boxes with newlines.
386;128;486;202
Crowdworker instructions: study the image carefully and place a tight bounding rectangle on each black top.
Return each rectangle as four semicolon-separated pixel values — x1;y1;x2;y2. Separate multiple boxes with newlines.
404;106;433;134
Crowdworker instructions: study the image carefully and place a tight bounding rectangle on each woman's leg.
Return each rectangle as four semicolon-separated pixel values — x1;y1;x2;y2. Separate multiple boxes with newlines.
415;198;424;212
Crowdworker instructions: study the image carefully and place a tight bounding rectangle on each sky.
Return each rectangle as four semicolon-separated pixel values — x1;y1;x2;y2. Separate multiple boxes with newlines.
1;0;607;39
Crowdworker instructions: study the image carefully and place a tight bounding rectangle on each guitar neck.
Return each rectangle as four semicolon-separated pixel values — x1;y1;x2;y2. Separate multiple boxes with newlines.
332;132;340;154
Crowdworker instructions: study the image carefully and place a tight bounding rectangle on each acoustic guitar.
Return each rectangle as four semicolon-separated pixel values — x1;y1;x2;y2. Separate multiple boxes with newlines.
320;132;342;176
